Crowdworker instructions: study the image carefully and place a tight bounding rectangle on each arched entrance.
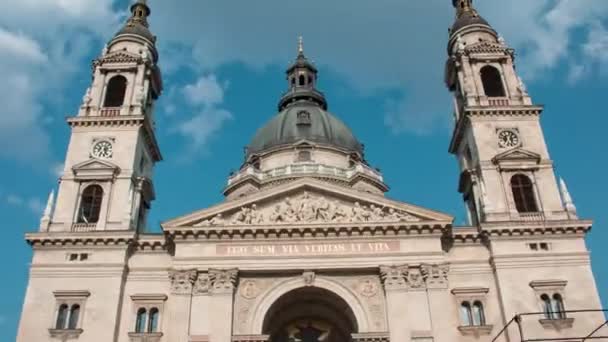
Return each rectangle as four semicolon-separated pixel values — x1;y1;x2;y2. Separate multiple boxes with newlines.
262;287;358;342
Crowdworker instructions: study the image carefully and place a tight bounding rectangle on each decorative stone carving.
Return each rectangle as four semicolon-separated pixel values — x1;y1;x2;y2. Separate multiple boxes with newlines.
135;85;146;106
407;268;425;289
169;269;197;295
457;34;466;52
82;87;92;106
380;265;408;290
239;280;260;299
193;272;210;295
358;278;379;297
209;269;238;294
302;271;316;286
421;264;450;289
195;192;421;226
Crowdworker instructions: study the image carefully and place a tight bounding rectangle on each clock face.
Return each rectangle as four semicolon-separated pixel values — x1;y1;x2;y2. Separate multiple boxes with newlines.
498;130;520;148
92;140;113;159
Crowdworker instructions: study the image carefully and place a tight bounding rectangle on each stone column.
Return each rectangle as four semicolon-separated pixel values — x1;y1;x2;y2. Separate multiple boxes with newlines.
208;269;238;342
168;269;197;342
380;265;410;342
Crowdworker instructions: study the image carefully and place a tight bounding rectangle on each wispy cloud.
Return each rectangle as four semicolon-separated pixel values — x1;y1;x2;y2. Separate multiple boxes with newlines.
172;74;233;158
6;194;44;215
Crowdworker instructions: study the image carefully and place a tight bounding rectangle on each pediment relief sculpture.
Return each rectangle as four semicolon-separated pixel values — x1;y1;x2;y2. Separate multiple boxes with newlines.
193;191;421;227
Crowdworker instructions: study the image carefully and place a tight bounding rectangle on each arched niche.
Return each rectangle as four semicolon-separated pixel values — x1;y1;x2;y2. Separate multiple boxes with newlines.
249;277;370;335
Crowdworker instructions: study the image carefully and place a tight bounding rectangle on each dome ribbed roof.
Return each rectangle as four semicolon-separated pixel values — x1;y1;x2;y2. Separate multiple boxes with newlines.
247;103;363;157
115;24;155;42
451;11;490;34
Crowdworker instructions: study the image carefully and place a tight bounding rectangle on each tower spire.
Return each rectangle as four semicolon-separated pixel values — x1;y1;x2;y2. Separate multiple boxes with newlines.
298;36;304;56
453;0;477;17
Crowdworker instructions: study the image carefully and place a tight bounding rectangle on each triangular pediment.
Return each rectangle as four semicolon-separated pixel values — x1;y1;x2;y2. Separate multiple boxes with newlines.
162;178;453;228
466;41;510;55
72;159;120;179
100;51;142;64
492;148;541;165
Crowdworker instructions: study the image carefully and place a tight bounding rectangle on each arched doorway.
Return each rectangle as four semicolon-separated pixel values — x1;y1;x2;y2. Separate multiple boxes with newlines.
262;287;358;342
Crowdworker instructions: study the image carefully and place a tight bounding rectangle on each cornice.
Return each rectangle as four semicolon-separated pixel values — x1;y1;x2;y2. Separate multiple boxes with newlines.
134;234;173;254
26;231;136;248
165;221;450;242
480;219;592;239
465;106;543;117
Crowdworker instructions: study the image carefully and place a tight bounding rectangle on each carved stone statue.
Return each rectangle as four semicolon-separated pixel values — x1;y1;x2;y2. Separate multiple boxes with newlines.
82;87;92;106
457;34;466;52
199;193;423;226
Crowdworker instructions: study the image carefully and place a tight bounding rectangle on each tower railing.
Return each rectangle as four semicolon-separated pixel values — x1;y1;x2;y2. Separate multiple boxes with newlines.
491;310;608;342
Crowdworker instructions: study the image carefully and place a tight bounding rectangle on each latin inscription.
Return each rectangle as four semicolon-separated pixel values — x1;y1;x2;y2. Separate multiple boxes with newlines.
217;241;399;257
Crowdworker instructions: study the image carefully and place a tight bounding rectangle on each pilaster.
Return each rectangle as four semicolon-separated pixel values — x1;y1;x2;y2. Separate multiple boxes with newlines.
208;269;238;342
168;269;197;342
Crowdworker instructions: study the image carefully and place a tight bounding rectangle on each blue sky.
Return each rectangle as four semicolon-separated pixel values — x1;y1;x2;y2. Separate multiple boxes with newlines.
1;0;607;339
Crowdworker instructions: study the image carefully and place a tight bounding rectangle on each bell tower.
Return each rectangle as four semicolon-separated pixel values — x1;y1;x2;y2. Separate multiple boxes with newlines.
444;0;576;224
41;0;163;233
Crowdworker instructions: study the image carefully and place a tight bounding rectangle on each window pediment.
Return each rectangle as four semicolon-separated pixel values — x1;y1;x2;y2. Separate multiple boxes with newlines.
72;159;120;180
492;148;541;169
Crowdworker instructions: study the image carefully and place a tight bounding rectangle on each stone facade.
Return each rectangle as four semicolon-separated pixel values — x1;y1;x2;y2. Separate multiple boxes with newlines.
17;1;605;342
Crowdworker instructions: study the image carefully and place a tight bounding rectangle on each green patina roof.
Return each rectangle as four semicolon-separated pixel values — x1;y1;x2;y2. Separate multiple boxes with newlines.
247;103;363;157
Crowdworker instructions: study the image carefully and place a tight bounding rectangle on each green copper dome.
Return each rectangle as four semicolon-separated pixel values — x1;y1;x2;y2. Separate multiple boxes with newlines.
247;102;363;157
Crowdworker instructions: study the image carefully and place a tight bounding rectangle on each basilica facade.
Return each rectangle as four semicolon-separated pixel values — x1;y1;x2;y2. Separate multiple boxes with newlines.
17;1;606;342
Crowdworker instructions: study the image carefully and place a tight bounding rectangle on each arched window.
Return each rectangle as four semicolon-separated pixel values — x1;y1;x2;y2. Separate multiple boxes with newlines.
460;302;473;326
104;75;127;107
541;294;553;319
78;185;104;224
472;301;486;326
68;304;80;329
552;294;566;319
56;304;69;329
148;308;159;332
135;308;147;333
480;65;506;97
511;175;538;213
291;77;296;87
299;75;305;86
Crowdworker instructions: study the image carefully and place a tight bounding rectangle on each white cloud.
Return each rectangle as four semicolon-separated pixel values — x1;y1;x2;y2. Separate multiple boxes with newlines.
183;75;226;107
0;29;47;63
583;22;608;64
174;107;233;153
172;74;233;156
6;194;44;215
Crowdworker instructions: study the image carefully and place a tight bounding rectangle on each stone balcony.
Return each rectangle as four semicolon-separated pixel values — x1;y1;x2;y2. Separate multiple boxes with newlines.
227;162;384;186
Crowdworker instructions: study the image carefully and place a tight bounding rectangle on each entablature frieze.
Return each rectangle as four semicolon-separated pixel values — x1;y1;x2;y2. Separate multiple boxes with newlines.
165;222;449;242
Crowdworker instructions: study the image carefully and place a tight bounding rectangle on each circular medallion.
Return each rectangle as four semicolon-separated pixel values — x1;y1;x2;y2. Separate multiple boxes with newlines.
358;278;379;297
239;280;260;299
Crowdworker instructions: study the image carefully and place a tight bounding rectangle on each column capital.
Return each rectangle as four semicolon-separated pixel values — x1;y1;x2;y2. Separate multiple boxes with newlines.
169;269;198;295
421;263;450;289
209;268;239;295
380;265;408;291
